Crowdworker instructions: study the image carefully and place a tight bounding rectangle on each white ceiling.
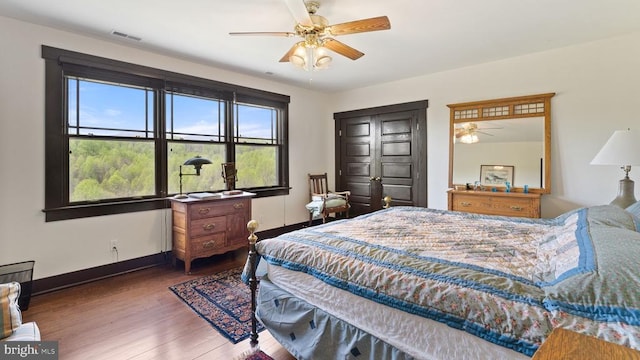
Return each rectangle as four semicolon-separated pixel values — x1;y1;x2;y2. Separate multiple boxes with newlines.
1;0;640;92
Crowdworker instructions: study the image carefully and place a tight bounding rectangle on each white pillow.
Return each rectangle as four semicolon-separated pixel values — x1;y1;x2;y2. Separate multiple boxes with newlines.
0;282;22;339
626;200;640;221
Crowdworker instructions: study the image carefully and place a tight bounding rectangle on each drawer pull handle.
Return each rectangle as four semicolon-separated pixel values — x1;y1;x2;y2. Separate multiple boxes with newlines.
233;203;244;209
203;223;216;230
510;206;523;211
198;208;211;215
202;240;216;249
460;202;472;207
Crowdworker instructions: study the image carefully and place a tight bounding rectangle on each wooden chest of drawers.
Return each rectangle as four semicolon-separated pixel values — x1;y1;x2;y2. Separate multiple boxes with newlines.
448;190;541;218
532;328;640;359
170;193;253;273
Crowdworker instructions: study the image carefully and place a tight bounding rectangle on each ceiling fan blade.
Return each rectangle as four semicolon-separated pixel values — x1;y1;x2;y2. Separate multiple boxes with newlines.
323;38;364;60
327;16;391;36
229;31;295;37
284;0;313;26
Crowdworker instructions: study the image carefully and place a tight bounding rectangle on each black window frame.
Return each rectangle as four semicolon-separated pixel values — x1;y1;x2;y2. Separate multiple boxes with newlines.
42;45;290;222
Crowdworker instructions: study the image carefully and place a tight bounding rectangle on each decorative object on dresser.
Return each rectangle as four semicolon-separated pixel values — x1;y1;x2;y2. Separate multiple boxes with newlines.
590;128;640;208
480;165;514;186
221;162;238;191
175;156;213;199
448;93;554;217
170;192;254;274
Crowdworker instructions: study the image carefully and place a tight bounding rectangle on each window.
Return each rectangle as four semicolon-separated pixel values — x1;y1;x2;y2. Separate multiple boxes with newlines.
67;78;156;202
42;46;290;221
234;102;281;188
166;91;226;195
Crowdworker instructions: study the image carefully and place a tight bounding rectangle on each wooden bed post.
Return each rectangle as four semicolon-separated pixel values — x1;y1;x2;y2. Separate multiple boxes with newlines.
247;220;260;350
383;196;392;208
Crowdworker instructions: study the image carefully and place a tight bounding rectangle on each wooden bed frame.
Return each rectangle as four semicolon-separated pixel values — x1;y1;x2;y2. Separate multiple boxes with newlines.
246;219;260;351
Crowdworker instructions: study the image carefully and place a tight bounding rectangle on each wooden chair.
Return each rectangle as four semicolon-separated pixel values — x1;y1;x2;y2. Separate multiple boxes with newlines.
307;173;350;225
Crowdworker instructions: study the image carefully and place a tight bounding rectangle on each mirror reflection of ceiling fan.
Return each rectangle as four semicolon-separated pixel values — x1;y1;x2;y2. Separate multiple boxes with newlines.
454;122;503;144
229;0;391;71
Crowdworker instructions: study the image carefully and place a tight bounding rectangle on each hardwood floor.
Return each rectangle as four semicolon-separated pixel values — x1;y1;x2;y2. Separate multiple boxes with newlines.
22;250;296;360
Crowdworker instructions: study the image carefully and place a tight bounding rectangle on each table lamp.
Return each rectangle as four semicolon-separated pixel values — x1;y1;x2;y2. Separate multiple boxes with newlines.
175;156;212;199
590;129;640;208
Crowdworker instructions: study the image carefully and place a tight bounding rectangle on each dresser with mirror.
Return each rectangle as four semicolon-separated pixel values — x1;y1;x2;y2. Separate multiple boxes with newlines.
447;93;555;218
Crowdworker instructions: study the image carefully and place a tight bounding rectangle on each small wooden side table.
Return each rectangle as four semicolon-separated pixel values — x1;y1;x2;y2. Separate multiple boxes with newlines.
532;328;640;360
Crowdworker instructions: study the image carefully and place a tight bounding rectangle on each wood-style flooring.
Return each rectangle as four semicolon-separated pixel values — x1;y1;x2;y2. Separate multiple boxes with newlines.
22;251;296;360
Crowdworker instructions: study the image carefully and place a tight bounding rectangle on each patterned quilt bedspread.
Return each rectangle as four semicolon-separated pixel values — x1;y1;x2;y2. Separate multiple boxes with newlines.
255;205;640;356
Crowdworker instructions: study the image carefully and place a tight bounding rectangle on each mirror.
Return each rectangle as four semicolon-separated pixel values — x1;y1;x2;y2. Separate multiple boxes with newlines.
452;118;544;188
448;93;554;194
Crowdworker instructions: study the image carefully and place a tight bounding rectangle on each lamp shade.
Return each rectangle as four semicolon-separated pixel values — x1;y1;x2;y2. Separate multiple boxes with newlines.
590;129;640;166
183;156;212;167
183;156;212;175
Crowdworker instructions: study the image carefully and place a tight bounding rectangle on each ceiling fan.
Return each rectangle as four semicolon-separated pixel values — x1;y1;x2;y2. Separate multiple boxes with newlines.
229;0;391;70
455;122;502;143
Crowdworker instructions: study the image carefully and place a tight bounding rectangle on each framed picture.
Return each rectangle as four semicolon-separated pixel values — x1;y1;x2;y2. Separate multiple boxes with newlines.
480;165;514;186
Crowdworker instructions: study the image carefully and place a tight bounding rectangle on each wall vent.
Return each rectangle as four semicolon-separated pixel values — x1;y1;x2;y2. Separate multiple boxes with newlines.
111;30;142;42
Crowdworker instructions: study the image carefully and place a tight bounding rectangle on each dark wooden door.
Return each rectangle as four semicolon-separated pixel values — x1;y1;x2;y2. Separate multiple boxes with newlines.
335;101;428;217
338;115;376;216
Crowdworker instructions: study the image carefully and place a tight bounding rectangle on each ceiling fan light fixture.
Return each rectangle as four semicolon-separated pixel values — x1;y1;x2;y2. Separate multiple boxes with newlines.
290;54;306;68
289;43;332;71
289;42;308;68
312;45;331;69
315;54;332;69
459;133;479;144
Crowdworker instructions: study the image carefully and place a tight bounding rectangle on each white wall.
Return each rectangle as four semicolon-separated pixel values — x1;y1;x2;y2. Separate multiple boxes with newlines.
330;31;640;218
3;14;640;281
0;16;332;279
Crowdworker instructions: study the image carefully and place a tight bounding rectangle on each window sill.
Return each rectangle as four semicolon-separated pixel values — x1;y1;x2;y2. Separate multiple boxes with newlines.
43;198;169;222
42;187;290;222
247;186;290;198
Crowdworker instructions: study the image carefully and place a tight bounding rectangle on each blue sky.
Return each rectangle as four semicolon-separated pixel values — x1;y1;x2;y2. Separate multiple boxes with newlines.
68;78;275;140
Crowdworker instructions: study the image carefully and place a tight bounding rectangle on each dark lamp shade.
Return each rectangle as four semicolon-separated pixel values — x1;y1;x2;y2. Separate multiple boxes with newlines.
183;156;212;175
183;156;212;167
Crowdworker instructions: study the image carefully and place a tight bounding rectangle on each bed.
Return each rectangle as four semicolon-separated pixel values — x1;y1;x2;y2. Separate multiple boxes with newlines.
243;203;640;359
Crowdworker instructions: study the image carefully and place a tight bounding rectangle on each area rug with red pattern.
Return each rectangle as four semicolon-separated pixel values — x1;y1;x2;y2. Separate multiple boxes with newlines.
242;350;274;360
169;267;265;344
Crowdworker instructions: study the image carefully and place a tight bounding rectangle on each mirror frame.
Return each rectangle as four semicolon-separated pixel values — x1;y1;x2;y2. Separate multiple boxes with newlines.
447;93;555;194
